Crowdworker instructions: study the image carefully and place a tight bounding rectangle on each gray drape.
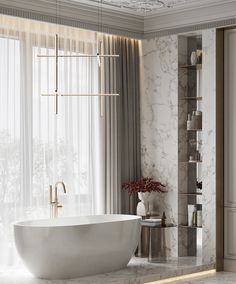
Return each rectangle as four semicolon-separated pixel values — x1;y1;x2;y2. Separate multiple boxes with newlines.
101;35;141;214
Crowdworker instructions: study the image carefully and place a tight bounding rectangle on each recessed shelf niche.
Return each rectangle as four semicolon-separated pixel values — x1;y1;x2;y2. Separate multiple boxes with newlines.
178;34;203;258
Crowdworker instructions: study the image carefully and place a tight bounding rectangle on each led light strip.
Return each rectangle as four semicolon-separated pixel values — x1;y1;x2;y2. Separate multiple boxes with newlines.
147;269;216;284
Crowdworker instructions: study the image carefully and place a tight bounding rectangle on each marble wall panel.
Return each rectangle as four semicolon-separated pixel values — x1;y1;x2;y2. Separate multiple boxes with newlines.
141;35;178;257
202;29;216;264
141;29;216;262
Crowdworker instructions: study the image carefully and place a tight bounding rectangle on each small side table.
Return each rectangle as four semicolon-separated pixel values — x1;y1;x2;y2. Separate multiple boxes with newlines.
140;221;176;263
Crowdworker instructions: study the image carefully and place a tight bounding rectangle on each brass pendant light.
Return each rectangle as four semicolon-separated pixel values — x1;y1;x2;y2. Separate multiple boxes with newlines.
38;0;119;115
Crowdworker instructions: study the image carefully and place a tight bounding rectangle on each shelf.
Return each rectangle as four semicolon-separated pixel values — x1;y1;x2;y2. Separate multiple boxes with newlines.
188;160;202;164
187;129;202;132
179;225;202;229
180;96;202;101
180;64;202;70
179;192;202;195
180;161;202;164
180;160;202;164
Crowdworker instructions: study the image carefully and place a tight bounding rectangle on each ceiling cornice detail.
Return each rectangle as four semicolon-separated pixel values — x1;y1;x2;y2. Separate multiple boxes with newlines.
144;0;236;38
0;0;144;38
0;0;236;39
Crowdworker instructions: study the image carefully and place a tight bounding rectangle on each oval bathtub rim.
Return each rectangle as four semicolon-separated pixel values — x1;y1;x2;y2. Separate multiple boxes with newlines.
14;214;141;229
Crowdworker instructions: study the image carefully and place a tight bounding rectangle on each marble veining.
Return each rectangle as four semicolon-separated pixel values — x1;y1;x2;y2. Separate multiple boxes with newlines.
0;257;214;284
201;29;216;265
141;35;178;258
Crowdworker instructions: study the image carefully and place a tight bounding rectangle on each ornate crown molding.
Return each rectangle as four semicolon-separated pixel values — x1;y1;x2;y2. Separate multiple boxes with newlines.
0;0;144;39
144;0;236;38
0;0;236;39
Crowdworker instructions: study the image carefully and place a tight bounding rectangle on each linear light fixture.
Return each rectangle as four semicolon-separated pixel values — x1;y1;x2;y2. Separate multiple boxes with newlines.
37;0;120;115
41;93;119;97
38;34;119;115
37;55;119;58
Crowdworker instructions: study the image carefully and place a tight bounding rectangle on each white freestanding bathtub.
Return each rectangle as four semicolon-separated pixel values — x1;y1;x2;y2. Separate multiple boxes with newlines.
14;214;141;280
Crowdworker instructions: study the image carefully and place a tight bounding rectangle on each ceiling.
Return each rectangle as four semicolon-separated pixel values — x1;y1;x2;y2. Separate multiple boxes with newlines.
0;0;236;39
76;0;225;16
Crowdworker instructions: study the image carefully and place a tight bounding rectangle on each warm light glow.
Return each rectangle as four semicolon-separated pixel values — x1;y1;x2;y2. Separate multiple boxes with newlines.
147;270;216;284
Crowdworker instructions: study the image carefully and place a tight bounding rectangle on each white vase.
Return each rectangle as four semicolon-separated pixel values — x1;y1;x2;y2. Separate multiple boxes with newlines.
137;192;159;216
190;51;198;65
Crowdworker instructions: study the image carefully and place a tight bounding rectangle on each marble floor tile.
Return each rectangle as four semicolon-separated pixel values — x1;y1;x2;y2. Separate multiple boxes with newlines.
0;257;215;284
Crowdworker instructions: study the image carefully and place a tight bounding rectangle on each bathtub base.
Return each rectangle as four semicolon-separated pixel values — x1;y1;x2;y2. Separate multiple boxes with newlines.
36;262;128;280
32;255;129;280
14;215;141;280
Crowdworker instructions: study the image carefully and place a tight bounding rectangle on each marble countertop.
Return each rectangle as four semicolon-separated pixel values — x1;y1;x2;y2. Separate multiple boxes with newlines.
0;257;215;284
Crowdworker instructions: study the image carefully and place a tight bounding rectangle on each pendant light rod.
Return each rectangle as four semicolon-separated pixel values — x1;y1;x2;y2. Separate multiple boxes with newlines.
55;34;59;114
41;93;119;97
37;55;119;58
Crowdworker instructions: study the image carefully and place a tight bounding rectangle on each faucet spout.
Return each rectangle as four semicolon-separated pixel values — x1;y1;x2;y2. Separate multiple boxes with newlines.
49;181;67;218
55;181;67;203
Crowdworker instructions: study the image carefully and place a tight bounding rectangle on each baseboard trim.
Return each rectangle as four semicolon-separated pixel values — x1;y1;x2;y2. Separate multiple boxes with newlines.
224;259;236;271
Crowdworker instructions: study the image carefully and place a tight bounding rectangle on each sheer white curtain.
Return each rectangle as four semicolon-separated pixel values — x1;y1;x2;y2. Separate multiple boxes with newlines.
0;15;104;268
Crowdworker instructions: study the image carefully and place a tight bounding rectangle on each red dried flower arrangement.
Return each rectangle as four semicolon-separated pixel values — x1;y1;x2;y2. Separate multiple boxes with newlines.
122;177;166;196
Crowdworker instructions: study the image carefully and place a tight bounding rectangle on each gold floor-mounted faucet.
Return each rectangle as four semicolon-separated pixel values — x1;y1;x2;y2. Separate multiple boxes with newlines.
49;181;67;218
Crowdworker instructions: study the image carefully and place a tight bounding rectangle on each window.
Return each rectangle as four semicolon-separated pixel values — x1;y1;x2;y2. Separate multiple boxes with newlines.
0;25;101;267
